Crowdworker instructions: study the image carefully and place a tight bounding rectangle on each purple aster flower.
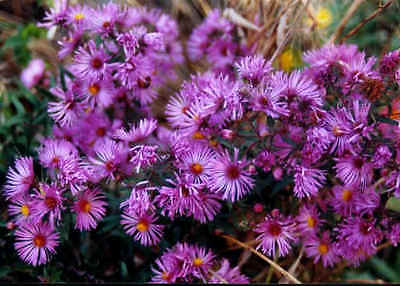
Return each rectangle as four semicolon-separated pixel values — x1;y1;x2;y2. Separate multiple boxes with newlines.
334;154;373;189
155;173;222;223
129;144;158;172
72;188;107;231
114;54;153;90
328;184;358;216
305;231;339;268
8;195;34;225
388;223;400;246
324;107;354;155
255;210;297;257
296;203;324;235
4;156;34;199
380;50;400;77
151;254;178;283
254;150;275;173
185;244;215;280
56;157;88;195
120;181;157;215
165;92;192;128
177;144;215;184
209;259;249;283
117;30;139;57
250;84;289;118
88;139;128;181
57;29;83;59
72;40;111;80
31;183;65;225
372;145;392;168
120;210;164;246
48;87;82;127
293;166;326;199
336;217;382;251
270;71;324;119
209;148;254;202
89;2;126;36
38;0;68;28
65;4;91;30
21;58;46;89
235;55;273;87
114;118;158;143
83;78;115;109
38;138;78;169
386;171;400;198
14;221;59;266
354;187;380;215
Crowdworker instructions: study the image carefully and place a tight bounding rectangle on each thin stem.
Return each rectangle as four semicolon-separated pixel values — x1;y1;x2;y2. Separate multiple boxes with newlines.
222;234;302;284
209;269;229;284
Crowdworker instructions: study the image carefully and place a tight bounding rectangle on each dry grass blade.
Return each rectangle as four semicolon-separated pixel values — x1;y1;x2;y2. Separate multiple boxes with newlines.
222;234;302;284
279;245;305;284
209;269;229;284
223;8;261;31
340;0;393;44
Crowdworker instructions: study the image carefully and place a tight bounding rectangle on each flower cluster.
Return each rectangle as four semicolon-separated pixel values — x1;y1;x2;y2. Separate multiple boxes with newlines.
151;243;248;283
6;1;400;281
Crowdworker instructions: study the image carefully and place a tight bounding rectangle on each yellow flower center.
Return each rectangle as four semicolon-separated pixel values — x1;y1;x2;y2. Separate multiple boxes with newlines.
318;243;329;255
136;220;149;232
193;131;205;140
209;139;218;147
74;13;85;21
193;257;203;267
307;216;315;228
33;234;46;248
342;189;353;202
21;204;30;217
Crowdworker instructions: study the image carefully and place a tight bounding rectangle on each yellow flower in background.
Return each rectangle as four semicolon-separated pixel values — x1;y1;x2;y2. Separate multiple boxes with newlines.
306;7;333;29
277;47;302;72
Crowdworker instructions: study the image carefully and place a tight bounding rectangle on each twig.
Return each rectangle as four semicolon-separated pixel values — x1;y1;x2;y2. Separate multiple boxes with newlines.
329;0;365;44
340;1;393;44
279;245;305;284
222;234;302;284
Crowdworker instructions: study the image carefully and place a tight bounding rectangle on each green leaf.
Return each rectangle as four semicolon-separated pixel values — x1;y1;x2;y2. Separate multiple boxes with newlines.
120;261;128;278
369;256;400;282
385;197;400;212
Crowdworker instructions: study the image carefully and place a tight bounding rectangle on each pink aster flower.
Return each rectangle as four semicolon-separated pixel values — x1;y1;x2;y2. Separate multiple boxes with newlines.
296;204;324;235
21;58;46;89
72;188;107;231
209;259;249;283
183;244;215;280
120;181;157;215
151;255;178;283
57;29;83;59
4;156;34;199
14;221;59;266
130;145;160;173
121;210;164;246
209;148;254;202
83;78;116;109
328;184;359;216
293;165;326;199
177;145;215;184
114;118;158;143
165;92;192;128
72;40;111;80
31;183;65;225
38;138;78;169
255;210;297;257
235;55;273;87
334;154;373;189
8;195;34;225
48;87;82;127
305;231;339;268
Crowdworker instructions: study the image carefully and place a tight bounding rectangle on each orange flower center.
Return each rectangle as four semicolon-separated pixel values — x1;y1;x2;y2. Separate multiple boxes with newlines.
342;189;353;202
332;126;343;137
190;163;203;175
161;272;171;281
193;257;203;267
33;234;46;248
318;243;329;255
136;219;149;232
89;83;100;96
307;216;316;228
79;200;91;213
193;131;205;140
